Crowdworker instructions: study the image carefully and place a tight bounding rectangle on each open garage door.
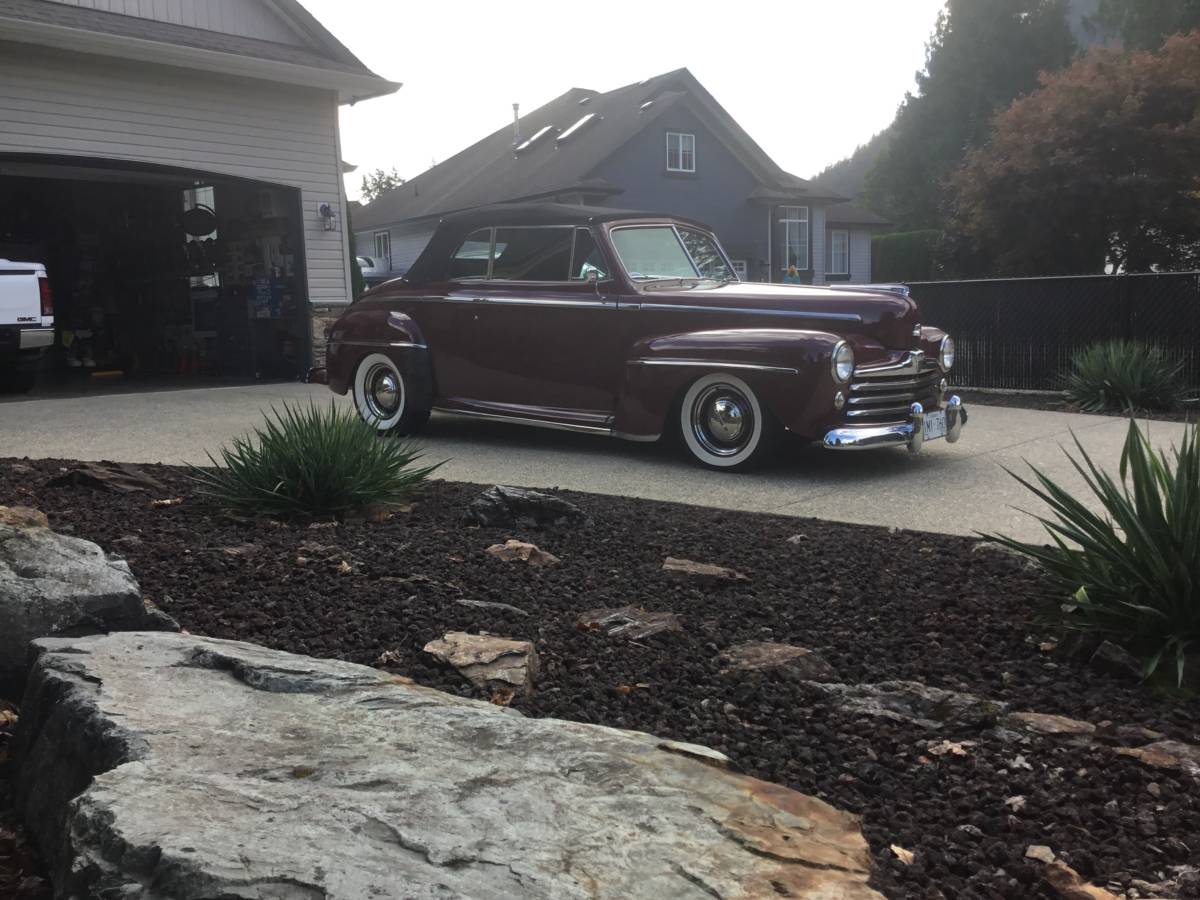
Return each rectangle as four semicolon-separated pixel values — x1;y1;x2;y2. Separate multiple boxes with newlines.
0;156;310;394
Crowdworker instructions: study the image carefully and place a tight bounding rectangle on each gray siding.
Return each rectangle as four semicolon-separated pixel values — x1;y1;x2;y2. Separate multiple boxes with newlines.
849;229;872;283
46;0;304;44
0;41;351;306
354;224;433;275
587;107;773;281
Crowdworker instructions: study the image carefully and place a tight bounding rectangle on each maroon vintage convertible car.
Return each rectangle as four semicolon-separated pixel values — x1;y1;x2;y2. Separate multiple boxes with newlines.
315;203;966;470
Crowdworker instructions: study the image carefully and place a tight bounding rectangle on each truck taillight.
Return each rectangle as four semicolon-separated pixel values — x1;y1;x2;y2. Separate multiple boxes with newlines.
38;277;53;317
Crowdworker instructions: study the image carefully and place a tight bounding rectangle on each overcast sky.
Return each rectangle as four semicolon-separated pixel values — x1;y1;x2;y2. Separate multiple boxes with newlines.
300;0;947;200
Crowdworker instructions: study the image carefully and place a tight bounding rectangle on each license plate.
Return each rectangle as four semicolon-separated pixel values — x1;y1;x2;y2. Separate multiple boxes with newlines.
923;410;947;441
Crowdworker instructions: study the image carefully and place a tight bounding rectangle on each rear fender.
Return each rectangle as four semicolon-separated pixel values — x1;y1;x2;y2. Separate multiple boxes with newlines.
612;328;846;440
325;305;431;409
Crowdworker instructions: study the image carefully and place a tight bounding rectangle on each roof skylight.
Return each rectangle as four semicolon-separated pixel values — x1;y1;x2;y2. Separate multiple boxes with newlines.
578;96;592;105
639;100;654;111
515;125;553;153
556;113;598;143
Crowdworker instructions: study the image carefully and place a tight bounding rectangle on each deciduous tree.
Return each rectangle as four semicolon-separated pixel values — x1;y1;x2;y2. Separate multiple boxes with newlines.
359;167;405;203
946;32;1200;276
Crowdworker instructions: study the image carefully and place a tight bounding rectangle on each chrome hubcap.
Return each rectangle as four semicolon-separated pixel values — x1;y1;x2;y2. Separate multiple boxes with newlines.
692;385;754;457
365;365;401;419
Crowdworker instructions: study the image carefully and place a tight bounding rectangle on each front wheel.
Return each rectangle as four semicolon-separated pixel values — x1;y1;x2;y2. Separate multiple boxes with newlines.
678;373;777;470
352;352;427;435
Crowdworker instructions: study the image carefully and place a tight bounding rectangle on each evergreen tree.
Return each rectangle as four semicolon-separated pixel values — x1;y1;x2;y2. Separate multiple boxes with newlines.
864;0;1076;230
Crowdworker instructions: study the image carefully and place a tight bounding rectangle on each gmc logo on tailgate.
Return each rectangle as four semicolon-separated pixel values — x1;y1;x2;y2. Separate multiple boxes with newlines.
16;316;37;323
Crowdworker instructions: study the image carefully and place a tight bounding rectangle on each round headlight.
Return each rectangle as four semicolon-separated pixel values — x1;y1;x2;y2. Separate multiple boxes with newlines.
832;341;854;383
939;335;956;372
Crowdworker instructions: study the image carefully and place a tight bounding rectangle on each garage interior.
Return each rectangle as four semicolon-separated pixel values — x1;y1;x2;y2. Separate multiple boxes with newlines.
0;158;311;392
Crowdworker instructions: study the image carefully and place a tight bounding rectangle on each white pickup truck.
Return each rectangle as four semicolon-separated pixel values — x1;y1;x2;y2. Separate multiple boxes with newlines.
0;259;55;392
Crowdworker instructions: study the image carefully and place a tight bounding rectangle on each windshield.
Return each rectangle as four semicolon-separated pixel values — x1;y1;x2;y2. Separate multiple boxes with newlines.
609;225;735;282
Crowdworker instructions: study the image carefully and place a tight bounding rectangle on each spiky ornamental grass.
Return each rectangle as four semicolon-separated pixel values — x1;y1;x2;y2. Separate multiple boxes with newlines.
1065;340;1186;413
985;420;1199;685
191;401;441;518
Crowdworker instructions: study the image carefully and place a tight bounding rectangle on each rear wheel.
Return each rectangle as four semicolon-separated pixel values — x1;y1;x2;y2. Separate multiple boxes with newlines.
352;352;427;435
678;373;776;470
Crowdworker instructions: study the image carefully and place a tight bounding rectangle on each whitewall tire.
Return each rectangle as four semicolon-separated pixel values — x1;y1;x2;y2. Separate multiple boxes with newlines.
352;352;409;432
678;373;774;470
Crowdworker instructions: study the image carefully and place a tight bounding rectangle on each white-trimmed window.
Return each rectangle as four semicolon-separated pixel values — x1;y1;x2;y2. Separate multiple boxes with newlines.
829;229;850;275
779;206;809;271
731;259;747;280
666;132;696;172
373;231;392;270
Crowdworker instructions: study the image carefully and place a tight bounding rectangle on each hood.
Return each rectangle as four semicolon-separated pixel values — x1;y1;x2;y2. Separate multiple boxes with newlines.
638;282;921;353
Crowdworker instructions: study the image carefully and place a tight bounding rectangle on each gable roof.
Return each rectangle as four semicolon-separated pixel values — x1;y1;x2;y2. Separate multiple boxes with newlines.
0;0;397;102
356;68;845;231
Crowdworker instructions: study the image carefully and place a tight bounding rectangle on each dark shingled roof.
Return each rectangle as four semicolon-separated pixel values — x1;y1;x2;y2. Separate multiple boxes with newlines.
824;201;891;227
0;0;380;78
356;68;847;231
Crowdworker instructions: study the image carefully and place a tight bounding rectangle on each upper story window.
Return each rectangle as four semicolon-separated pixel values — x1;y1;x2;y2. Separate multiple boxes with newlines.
829;229;850;275
666;132;696;173
778;206;809;271
373;231;392;269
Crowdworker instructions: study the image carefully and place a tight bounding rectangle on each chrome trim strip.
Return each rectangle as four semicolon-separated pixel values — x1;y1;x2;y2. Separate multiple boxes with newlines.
852;350;927;378
847;392;914;406
849;375;940;392
630;358;799;375
477;296;611;310
432;407;612;435
845;405;913;418
332;340;427;350
630;302;863;323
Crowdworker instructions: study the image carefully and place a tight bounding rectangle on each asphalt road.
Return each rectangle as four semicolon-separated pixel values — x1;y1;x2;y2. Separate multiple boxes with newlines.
1;381;1188;543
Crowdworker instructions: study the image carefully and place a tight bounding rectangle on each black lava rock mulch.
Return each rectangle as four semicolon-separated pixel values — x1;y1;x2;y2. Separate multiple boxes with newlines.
2;459;1197;900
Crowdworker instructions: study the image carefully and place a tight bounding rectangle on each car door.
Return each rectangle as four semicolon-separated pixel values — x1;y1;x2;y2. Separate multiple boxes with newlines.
452;225;625;422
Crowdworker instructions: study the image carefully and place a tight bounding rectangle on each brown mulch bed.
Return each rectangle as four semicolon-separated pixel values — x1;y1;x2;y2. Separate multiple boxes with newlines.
1;459;1198;899
957;390;1198;424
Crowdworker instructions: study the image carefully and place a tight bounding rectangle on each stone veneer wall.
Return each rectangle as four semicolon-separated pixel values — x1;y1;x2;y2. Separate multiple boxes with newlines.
309;303;346;369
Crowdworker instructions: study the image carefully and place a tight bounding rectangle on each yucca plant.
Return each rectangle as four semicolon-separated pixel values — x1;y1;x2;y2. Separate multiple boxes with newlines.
1065;340;1185;413
192;401;441;517
984;419;1199;685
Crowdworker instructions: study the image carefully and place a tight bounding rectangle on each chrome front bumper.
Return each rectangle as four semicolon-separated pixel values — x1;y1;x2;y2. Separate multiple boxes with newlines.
822;395;967;452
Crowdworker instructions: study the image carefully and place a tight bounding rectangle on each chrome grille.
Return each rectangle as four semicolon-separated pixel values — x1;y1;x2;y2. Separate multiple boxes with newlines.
845;351;942;422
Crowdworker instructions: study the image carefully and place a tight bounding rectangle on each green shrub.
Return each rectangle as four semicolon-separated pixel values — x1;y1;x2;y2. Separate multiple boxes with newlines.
985;419;1199;684
1065;340;1185;413
192;401;440;517
871;229;941;282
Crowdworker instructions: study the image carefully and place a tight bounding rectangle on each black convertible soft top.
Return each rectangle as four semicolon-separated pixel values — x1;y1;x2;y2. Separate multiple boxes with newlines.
401;202;710;285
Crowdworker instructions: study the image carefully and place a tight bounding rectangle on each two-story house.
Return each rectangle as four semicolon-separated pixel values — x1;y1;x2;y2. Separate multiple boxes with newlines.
0;0;396;384
355;68;888;287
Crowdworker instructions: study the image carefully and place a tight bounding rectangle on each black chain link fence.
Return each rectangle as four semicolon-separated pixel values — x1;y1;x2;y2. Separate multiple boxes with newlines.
908;272;1200;391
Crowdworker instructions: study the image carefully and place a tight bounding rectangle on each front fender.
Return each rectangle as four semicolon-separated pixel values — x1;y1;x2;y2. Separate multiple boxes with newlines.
612;328;847;440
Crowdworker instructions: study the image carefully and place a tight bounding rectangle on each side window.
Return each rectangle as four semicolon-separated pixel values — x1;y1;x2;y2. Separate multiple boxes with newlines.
491;227;574;281
570;227;608;280
449;228;493;279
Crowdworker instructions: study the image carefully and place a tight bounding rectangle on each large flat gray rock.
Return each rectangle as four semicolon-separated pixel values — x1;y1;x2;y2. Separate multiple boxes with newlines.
15;632;880;899
0;522;177;695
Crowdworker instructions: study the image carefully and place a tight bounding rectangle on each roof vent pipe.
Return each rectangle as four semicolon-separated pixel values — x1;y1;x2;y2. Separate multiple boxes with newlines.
512;103;521;147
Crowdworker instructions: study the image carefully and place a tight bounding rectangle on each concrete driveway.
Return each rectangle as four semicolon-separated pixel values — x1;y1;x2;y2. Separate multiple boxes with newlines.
0;382;1188;542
